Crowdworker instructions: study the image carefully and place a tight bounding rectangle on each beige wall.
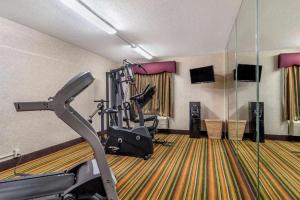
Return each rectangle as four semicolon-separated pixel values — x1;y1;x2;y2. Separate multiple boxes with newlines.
158;53;225;130
0;17;117;156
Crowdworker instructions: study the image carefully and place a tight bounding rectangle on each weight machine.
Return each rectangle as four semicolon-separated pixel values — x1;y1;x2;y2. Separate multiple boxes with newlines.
104;60;153;159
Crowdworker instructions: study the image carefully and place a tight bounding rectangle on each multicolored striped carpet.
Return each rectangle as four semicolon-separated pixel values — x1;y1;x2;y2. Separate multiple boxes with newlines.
230;140;300;200
0;134;253;199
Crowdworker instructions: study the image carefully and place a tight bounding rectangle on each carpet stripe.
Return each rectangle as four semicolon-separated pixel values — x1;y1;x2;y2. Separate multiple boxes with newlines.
2;134;285;199
232;140;300;199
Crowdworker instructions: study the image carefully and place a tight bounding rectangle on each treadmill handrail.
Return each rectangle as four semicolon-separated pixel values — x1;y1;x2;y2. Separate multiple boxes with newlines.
14;72;118;200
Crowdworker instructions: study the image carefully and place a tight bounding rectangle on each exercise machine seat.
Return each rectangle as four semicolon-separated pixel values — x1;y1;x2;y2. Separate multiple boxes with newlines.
130;84;156;108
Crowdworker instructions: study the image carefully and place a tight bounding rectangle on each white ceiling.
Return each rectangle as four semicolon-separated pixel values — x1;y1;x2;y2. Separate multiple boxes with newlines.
0;0;241;62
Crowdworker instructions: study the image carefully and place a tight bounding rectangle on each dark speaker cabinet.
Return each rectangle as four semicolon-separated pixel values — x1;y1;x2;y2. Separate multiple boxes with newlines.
248;102;265;142
189;102;201;138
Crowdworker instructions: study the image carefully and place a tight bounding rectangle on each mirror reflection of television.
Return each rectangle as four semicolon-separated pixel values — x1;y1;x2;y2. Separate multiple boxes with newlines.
190;65;215;84
233;64;262;82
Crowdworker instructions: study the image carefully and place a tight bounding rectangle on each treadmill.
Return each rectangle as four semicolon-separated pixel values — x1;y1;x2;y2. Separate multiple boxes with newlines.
0;72;118;200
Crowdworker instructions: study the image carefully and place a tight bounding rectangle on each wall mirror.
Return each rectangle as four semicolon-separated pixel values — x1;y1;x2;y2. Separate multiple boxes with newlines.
226;0;300;199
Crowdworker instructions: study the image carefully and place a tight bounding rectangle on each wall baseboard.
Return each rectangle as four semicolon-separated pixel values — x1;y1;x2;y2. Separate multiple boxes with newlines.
0;131;107;172
0;137;84;172
265;134;300;141
158;129;189;135
243;132;300;141
160;129;300;141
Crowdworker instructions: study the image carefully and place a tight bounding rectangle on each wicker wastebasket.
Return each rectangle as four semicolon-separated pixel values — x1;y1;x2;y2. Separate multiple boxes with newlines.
205;119;223;139
228;120;246;140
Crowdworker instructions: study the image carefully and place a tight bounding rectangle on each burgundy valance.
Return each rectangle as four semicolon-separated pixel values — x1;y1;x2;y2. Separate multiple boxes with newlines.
133;61;176;75
278;53;300;68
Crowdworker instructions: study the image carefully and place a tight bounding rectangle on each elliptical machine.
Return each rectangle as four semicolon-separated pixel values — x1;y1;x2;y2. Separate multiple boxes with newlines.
124;85;173;146
0;72;118;200
122;64;173;147
104;61;153;159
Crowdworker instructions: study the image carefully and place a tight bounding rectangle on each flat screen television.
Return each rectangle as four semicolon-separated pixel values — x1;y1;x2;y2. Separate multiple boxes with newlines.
190;65;215;84
233;64;262;82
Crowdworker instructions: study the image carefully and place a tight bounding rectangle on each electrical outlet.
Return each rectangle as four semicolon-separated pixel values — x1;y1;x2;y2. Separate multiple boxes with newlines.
13;148;21;158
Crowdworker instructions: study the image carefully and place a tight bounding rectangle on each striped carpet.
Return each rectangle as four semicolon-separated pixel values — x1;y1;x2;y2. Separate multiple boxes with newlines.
230;140;300;200
0;134;253;199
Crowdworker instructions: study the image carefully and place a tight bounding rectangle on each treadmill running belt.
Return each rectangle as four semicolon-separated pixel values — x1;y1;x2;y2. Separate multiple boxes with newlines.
0;173;75;200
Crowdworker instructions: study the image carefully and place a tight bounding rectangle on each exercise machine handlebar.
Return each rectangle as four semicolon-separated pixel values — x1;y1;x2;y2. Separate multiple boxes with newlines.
14;101;54;112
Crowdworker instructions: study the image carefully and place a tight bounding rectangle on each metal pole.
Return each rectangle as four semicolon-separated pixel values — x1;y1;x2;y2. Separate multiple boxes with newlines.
106;72;110;129
116;72;123;128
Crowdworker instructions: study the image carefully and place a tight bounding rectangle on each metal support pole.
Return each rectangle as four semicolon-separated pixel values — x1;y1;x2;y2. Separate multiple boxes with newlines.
116;73;123;128
106;72;110;129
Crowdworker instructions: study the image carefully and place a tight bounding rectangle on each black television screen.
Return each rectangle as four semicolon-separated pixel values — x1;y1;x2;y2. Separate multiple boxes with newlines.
190;65;215;84
234;64;262;82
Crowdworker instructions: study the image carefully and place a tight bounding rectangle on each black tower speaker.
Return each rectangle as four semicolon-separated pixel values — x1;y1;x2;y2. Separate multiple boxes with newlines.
189;102;201;138
249;102;265;142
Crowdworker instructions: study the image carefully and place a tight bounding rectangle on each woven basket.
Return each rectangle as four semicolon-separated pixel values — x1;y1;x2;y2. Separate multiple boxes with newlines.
205;119;222;139
228;120;246;140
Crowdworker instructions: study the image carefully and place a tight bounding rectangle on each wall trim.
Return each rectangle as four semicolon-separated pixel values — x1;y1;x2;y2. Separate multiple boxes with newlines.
0;137;84;172
265;134;300;141
0;131;106;172
243;132;300;141
158;129;209;136
160;129;300;141
158;129;189;135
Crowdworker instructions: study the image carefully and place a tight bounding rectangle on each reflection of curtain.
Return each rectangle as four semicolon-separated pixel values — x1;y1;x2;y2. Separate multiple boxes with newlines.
130;72;174;117
284;66;300;121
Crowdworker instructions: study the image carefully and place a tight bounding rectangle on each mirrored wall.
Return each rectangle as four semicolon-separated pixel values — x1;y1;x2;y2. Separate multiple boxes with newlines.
257;0;300;199
226;0;300;198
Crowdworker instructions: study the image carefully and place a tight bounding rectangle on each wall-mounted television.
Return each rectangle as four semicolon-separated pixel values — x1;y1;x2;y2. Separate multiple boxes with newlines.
190;65;215;84
233;64;262;82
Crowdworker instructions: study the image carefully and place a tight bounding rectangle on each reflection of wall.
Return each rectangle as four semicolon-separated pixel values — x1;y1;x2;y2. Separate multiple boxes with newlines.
157;53;225;130
228;49;300;135
225;0;300;136
236;0;300;52
0;18;117;155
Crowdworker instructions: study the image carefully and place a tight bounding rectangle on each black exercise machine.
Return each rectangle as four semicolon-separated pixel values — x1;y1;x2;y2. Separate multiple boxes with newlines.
0;72;118;200
123;101;159;136
124;84;172;146
104;61;153;159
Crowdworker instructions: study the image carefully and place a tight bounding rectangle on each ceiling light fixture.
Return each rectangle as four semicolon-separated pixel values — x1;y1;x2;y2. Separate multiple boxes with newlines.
60;0;117;34
61;0;153;59
131;45;153;60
